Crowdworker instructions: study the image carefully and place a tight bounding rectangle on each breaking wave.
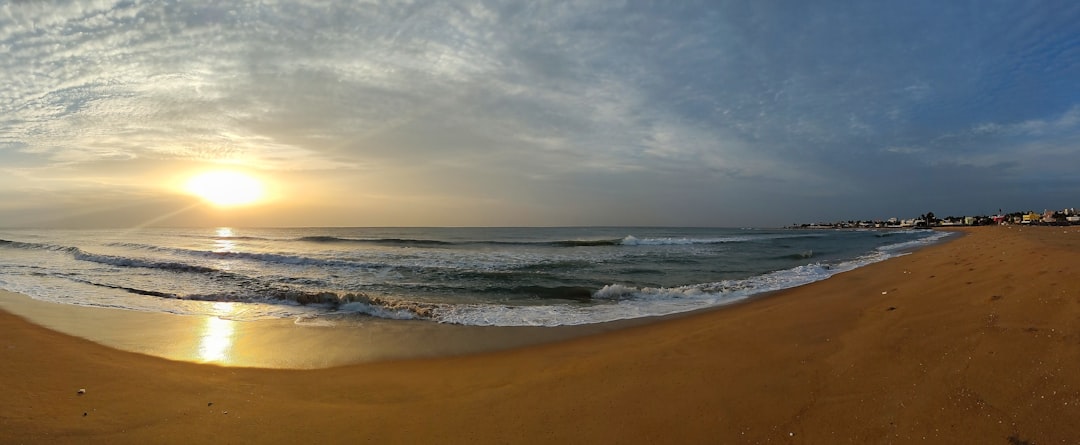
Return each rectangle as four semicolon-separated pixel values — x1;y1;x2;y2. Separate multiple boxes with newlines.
0;228;956;327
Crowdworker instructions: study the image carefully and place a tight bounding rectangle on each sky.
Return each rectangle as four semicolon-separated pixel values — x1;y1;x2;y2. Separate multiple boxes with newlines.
2;1;1079;228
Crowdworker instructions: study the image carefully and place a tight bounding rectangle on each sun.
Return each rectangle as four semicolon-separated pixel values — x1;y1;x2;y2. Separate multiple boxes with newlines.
184;170;265;207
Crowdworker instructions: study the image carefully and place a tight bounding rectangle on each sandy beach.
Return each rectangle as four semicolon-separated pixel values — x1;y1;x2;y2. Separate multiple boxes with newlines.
2;226;1079;444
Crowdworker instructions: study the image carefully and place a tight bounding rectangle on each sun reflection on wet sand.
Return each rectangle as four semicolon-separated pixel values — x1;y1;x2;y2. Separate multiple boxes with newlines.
197;302;238;363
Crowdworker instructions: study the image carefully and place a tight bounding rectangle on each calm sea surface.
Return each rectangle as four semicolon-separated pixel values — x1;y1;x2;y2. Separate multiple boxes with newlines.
0;227;951;326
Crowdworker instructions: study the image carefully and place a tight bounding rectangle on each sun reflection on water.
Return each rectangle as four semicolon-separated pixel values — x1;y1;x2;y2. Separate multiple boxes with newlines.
213;227;236;253
197;302;238;363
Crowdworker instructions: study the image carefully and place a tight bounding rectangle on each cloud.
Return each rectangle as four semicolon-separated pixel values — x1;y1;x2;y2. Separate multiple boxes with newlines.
2;1;1079;226
975;106;1080;137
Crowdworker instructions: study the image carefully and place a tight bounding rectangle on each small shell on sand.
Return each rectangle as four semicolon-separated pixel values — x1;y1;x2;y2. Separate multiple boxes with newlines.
77;388;86;395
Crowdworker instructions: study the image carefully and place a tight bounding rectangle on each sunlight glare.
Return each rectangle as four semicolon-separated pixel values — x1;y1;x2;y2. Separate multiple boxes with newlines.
213;227;237;253
197;302;238;363
185;170;265;207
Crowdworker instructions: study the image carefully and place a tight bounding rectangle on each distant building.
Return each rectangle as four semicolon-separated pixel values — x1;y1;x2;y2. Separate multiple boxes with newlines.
1042;210;1057;223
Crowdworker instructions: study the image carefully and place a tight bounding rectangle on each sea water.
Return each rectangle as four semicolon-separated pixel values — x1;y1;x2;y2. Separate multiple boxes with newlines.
0;227;951;327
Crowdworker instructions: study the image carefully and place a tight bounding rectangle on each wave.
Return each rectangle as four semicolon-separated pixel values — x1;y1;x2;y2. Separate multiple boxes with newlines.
772;250;814;260
100;243;388;270
17;233;825;258
620;235;749;245
296;234;768;248
876;230;954;252
69;278;178;298
0;239;243;275
253;248;899;327
296;234;808;248
105;242;172;251
37;266;803;326
3;229;953;327
214;235;272;241
2;239;326;276
546;239;623;247
296;236;455;247
591;260;842;302
475;285;596;301
511;259;595;272
618;233;822;246
205;250;367;267
383;238;939;326
0;238;78;253
111;285;439;321
73;250;223;274
296;235;625;248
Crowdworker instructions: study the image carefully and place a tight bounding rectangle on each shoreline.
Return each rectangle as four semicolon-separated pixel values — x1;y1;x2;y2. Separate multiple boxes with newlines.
0;290;662;369
0;226;946;329
0;229;949;368
3;226;1079;443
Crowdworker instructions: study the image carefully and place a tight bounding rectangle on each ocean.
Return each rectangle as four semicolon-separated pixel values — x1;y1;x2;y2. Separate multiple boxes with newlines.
0;227;951;327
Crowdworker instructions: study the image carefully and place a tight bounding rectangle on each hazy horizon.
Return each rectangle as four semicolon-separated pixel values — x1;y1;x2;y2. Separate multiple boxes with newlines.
3;1;1079;229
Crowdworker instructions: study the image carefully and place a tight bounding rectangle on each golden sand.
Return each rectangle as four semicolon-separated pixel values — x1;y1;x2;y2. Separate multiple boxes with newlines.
2;226;1078;444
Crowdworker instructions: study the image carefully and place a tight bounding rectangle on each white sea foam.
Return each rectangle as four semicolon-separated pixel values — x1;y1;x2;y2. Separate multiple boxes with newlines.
418;233;956;327
876;230;954;252
619;232;825;246
0;227;954;327
338;301;421;320
620;235;752;245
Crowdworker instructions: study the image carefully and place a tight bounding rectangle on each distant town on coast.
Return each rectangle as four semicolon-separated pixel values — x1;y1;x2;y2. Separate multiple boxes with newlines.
792;207;1080;229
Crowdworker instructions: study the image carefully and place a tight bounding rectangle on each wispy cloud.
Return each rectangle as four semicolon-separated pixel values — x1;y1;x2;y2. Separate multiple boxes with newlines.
2;1;1079;226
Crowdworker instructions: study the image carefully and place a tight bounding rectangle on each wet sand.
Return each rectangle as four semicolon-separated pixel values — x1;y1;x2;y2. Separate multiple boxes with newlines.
0;291;647;368
2;226;1078;443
